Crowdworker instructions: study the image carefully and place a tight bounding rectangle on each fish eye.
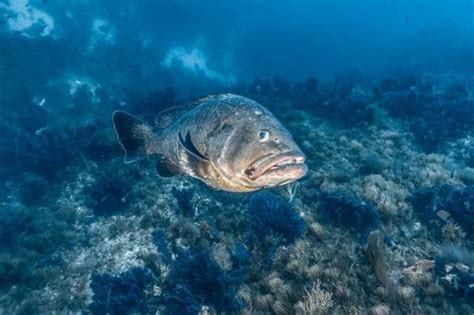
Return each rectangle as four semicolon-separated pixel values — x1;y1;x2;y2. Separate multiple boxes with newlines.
258;129;271;142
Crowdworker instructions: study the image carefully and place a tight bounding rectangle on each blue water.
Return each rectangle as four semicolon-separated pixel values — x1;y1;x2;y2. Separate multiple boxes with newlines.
1;0;473;314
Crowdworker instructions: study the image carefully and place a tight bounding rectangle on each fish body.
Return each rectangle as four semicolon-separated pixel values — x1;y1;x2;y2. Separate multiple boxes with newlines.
113;94;307;192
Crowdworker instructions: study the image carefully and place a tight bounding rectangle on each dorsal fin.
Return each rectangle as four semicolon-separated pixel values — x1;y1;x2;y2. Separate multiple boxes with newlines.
155;105;193;129
155;95;223;129
189;94;220;106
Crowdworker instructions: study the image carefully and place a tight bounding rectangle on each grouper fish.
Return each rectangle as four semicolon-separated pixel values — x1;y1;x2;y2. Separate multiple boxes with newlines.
112;93;307;192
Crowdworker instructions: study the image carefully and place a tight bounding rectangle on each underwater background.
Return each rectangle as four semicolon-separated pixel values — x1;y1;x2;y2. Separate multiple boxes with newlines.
1;0;474;314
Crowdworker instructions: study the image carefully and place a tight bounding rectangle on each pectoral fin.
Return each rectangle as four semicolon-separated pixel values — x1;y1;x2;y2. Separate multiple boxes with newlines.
177;131;210;177
156;155;182;177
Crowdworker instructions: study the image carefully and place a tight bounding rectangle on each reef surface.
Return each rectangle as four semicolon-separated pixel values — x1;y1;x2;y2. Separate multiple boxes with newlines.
1;72;473;314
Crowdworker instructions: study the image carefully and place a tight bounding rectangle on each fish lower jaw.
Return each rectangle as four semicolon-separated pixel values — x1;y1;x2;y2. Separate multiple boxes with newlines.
249;163;308;189
261;156;306;175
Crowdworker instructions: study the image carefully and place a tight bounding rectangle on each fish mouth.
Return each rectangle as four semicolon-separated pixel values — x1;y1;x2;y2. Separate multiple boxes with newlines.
245;151;307;181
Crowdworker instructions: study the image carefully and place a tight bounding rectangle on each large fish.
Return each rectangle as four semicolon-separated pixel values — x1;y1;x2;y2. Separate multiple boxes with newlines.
112;94;307;192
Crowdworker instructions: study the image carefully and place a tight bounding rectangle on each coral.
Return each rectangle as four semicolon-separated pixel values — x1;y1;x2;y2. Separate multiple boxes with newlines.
367;231;398;303
276;239;321;278
402;260;435;287
369;304;390;315
89;267;156;314
299;280;333;315
398;286;416;305
363;175;409;217
319;191;380;235
163;247;244;315
441;223;466;241
211;243;232;271
265;272;292;312
247;192;305;244
308;222;325;239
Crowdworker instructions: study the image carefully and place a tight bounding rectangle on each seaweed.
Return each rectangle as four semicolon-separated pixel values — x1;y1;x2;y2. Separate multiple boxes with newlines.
229;243;252;281
163;247;243;315
16;102;48;135
376;77;474;152
372;75;422;99
0;127;77;180
0;206;79;290
171;187;195;217
70;119;120;162
443;185;474;234
152;229;172;264
18;175;48;206
411;185;474;235
0;208;34;251
236;76;375;128
414;98;474;152
247;192;305;244
292;78;375;128
319;191;380;235
164;284;201;315
89;267;156;315
410;186;444;222
84;170;133;215
434;245;474;299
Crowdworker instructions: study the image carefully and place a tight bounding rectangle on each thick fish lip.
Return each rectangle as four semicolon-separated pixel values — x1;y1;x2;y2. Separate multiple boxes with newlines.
245;151;306;181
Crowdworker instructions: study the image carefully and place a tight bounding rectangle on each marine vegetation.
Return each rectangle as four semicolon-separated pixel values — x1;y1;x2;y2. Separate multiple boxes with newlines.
319;191;380;235
163;247;245;314
0;1;473;314
247;191;306;244
89;267;156;314
84;168;135;215
411;185;474;235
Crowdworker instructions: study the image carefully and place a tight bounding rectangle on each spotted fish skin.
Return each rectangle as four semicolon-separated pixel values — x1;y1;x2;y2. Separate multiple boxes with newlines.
113;94;307;192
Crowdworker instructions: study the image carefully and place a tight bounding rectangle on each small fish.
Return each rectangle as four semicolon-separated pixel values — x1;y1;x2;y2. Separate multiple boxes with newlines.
112;94;307;192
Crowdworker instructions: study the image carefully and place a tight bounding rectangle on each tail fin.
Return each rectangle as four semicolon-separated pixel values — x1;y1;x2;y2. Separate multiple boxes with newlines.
112;110;157;163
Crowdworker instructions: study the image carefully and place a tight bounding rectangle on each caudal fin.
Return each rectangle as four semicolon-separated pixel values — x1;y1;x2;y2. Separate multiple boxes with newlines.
112;110;157;163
